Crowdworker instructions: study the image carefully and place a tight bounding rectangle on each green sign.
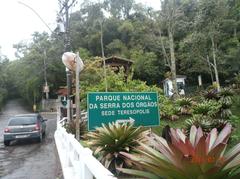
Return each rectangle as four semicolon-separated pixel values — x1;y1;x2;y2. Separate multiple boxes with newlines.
60;96;67;106
87;92;160;130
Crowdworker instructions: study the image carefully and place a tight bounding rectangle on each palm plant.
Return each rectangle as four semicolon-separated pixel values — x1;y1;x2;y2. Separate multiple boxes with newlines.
86;122;148;174
176;97;192;115
119;124;240;179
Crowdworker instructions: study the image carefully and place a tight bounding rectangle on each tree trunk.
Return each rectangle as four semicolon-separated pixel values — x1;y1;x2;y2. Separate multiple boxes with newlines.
159;29;170;67
211;36;220;91
168;28;179;98
234;27;237;38
206;55;214;83
100;21;108;92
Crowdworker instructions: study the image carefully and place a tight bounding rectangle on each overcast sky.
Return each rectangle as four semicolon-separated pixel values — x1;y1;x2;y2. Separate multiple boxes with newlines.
0;0;160;59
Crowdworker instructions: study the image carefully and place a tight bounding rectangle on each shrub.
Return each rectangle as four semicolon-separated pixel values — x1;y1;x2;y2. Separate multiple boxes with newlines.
80;68;163;110
203;89;220;100
185;115;230;136
119;124;240;179
185;115;213;135
0;88;7;109
64;119;87;140
160;96;179;120
233;72;240;88
192;100;221;116
219;88;234;119
176;97;192;115
213;119;230;132
86;122;148;175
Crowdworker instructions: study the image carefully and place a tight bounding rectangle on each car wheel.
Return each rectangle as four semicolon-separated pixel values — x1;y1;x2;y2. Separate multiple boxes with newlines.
37;133;43;143
4;140;10;146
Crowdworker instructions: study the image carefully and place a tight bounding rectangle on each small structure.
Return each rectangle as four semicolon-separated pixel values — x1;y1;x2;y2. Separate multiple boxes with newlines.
103;56;133;75
56;87;68;118
163;75;187;97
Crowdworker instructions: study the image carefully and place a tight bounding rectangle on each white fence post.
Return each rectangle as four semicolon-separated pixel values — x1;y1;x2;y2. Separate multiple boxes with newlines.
54;117;117;179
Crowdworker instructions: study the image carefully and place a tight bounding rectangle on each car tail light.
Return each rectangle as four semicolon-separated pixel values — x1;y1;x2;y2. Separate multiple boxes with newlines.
34;124;40;131
4;128;10;133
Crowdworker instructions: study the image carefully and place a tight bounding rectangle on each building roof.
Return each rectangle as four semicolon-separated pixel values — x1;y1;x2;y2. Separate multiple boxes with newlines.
57;87;68;96
104;56;134;65
176;75;187;79
162;75;187;83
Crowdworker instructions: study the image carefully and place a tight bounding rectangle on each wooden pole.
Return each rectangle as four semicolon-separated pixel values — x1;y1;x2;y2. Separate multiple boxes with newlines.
100;21;108;92
75;52;81;141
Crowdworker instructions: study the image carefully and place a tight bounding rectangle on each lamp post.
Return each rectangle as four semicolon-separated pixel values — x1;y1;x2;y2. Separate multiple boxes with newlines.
18;1;54;33
58;0;77;122
43;49;49;99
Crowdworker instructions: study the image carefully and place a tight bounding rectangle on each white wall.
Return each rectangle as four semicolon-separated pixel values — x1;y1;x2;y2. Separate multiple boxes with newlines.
163;78;186;96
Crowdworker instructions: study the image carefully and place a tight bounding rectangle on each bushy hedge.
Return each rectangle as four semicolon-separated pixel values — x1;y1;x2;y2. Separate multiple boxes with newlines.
79;65;164;110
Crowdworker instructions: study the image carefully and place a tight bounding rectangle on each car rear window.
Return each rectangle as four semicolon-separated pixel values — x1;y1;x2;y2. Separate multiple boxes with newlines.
8;117;37;126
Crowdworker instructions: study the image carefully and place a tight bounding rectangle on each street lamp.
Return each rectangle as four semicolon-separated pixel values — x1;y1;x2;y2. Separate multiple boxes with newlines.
18;1;54;34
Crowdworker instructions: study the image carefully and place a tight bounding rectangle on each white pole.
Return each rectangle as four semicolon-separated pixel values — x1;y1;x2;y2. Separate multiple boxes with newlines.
198;75;202;87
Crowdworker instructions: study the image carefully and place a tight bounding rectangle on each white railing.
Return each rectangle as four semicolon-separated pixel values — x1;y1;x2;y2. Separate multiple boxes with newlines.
54;117;116;179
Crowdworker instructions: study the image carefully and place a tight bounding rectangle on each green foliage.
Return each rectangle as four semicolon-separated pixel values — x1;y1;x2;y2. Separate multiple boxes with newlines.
86;122;147;175
185;115;213;135
160;97;178;119
192;100;221;116
204;89;220;100
106;39;128;56
0;58;9;108
213;119;231;132
232;95;240;115
219;88;234;103
176;97;192;115
0;88;7;109
5;32;66;104
185;115;229;135
119;124;240;179
131;49;164;85
234;72;240;88
219;88;234;118
64;120;87;140
80;67;163;110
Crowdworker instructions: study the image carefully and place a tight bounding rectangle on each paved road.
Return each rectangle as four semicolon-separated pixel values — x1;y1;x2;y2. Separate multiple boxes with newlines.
0;100;63;179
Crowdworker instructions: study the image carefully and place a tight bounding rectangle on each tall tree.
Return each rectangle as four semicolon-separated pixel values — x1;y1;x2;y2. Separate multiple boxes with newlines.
196;0;228;91
158;0;184;98
104;0;134;19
